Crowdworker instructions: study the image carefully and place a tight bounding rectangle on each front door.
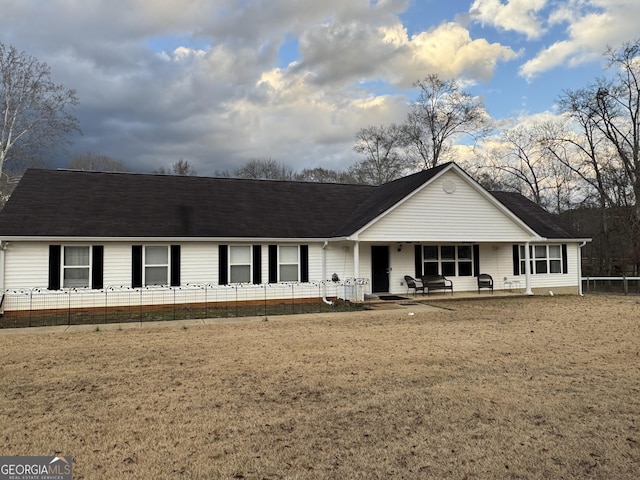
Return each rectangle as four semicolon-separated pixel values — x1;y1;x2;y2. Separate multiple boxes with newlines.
371;246;390;293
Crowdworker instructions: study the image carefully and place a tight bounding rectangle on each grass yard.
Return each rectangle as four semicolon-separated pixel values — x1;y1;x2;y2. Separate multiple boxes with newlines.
1;295;639;479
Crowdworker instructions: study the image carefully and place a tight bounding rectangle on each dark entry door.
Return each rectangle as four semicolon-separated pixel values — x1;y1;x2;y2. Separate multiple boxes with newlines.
371;246;390;293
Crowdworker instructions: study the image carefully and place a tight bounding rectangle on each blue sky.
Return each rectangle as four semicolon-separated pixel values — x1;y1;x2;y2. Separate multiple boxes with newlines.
1;0;638;175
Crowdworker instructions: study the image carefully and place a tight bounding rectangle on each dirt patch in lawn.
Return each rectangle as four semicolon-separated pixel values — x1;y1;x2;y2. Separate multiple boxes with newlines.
1;295;639;479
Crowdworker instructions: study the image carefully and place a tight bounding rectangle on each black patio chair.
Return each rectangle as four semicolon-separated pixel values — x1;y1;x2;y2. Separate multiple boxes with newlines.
477;273;494;293
404;275;426;295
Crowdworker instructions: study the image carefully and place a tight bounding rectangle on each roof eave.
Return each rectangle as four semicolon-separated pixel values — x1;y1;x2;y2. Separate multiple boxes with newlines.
0;236;334;243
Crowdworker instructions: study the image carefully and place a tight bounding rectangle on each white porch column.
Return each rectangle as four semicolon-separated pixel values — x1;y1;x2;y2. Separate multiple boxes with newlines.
524;241;533;295
578;241;586;296
0;242;6;313
353;241;360;279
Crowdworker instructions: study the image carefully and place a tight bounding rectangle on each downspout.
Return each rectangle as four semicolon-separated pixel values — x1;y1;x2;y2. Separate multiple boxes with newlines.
321;241;334;306
578;241;587;296
524;241;533;295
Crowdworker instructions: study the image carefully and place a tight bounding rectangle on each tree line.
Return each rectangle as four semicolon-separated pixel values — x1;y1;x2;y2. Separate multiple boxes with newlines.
3;39;640;275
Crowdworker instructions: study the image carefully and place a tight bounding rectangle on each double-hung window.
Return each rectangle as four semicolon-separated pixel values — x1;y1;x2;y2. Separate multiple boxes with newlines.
279;245;299;282
63;246;91;288
229;246;252;283
144;246;169;286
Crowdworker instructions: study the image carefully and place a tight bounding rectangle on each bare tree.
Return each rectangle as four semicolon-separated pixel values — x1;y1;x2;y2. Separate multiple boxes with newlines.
172;159;197;176
404;74;489;169
484;124;552;206
0;42;79;177
68;151;129;172
595;41;640;220
154;159;197;176
235;158;294;180
474;119;581;213
558;38;640;273
295;167;353;183
0;169;20;209
351;124;412;185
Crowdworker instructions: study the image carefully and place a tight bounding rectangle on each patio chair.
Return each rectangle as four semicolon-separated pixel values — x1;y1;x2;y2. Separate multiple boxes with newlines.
477;273;494;293
404;275;426;295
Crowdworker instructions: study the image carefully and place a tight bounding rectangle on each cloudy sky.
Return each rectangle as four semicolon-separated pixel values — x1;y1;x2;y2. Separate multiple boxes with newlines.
2;0;639;175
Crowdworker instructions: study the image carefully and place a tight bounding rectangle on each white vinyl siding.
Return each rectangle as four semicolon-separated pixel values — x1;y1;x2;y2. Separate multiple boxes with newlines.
179;243;217;285
359;170;533;243
4;243;50;288
103;243;132;287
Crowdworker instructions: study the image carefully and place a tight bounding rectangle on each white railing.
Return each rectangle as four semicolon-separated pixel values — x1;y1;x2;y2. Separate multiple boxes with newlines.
582;276;640;295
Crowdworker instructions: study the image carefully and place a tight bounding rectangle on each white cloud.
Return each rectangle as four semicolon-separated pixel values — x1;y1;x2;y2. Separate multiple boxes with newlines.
294;20;518;88
519;0;640;79
470;0;548;40
397;22;519;84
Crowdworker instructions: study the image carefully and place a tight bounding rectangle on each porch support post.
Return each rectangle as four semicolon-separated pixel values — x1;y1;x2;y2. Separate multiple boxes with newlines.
0;241;6;292
0;241;6;314
578;241;586;296
353;241;360;280
524;241;533;295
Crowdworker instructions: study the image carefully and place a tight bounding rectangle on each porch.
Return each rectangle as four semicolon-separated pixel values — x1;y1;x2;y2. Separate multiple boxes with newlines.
365;286;528;305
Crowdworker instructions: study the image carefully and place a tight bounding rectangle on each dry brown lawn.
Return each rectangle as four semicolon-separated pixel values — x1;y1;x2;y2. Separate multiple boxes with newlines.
1;295;639;479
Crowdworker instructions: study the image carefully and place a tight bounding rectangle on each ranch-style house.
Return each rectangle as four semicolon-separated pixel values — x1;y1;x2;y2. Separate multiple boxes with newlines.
0;162;589;315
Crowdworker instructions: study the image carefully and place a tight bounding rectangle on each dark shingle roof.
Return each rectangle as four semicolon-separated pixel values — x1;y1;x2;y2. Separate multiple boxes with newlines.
490;191;582;239
0;169;378;238
0;165;583;240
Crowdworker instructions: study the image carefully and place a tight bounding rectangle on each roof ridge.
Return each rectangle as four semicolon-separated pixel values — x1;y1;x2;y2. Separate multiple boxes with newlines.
30;167;381;188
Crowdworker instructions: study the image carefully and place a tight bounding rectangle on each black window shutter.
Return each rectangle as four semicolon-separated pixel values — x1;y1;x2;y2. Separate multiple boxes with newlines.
562;244;568;274
414;245;422;278
218;245;228;285
170;245;181;286
268;245;278;283
512;245;520;276
92;246;104;289
473;244;480;277
132;245;143;288
252;245;262;284
300;245;309;282
48;245;61;290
